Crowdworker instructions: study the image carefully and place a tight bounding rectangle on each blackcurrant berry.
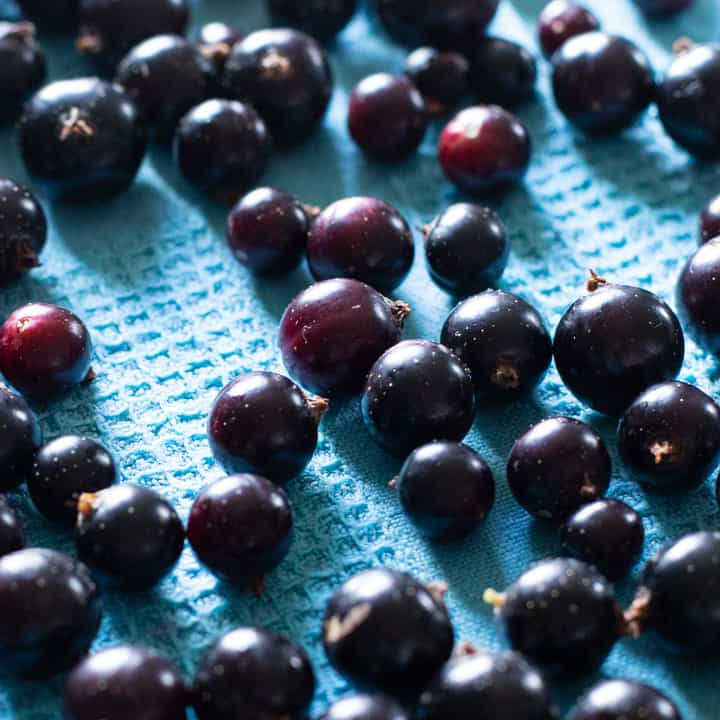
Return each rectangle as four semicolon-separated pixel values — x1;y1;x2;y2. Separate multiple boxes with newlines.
0;302;94;399
75;484;184;590
679;238;720;352
396;441;494;542
0;496;24;557
553;274;684;416
195;22;243;72
16;0;78;31
222;29;333;145
633;0;693;18
323;568;454;697
362;340;476;455
538;1;600;58
0;21;45;123
403;47;469;116
700;193;720;244
552;33;655;135
508;417;611;523
187;474;292;589
63;645;187;720
0;179;46;285
569;679;683;720
192;627;315;720
268;0;357;42
441;290;552;400
0;548;101;676
320;694;409;720
424;203;508;297
173;99;271;199
618;381;720;494
28;435;117;526
0;385;42;491
439;106;531;194
348;73;428;162
485;558;623;678
307;197;415;292
561;499;644;580
19;78;147;201
279;278;410;397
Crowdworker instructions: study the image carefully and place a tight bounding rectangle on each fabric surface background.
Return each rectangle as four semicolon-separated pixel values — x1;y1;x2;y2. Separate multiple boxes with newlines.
0;0;719;717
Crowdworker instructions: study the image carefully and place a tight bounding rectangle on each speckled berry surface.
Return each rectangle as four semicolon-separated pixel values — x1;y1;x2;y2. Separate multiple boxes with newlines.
0;1;718;718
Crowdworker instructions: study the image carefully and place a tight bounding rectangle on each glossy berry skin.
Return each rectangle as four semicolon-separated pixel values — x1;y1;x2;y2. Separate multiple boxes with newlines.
268;0;357;42
0;386;41;491
0;22;45;123
348;74;428;162
192;627;315;720
174;99;271;199
552;33;654;135
633;0;693;17
700;194;720;244
308;197;414;292
321;694;409;720
561;499;644;580
63;645;187;720
279;278;409;397
17;0;78;31
0;548;101;676
679;238;720;351
441;290;552;400
28;435;116;526
0;303;93;400
508;417;611;524
323;568;454;698
554;281;684;416
404;47;468;115
222;29;332;145
196;22;243;73
424;203;508;297
538;1;600;58
618;381;720;494
439;106;531;194
470;38;537;110
418;651;553;720
0;497;24;557
362;340;476;455
19;78;147;201
75;484;184;590
187;474;292;587
115;35;214;144
570;679;682;720
0;179;46;285
397;441;494;542
489;558;623;679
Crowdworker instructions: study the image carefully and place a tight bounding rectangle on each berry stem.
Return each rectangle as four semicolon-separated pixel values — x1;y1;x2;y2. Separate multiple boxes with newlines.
306;394;329;424
622;587;652;637
483;588;506;610
586;269;608;292
388;299;411;327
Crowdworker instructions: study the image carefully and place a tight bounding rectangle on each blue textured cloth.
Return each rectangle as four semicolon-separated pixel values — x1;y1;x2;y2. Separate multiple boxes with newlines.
1;0;720;717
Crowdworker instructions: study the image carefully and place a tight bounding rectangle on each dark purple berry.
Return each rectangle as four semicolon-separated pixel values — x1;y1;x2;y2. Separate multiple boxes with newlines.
19;78;147;201
508;417;611;524
173;99;271;200
396;441;494;542
0;22;45;123
424;203;508;297
348;73;428;162
222;29;333;145
0;497;24;557
418;650;554;720
115;35;213;144
553;274;684;416
552;33;655;135
470;37;536;109
323;568;454;698
63;645;187;720
308;197;415;292
16;0;78;31
279;278;409;397
195;22;243;72
633;0;693;18
679;238;720;351
0;548;101;676
0;303;93;399
570;679;683;720
538;1;600;58
439;106;531;194
656;41;720;158
485;558;623;679
403;47;468;115
0;179;46;285
321;695;408;720
28;435;116;526
617;381;720;494
268;0;357;42
187;474;292;589
561;499;644;580
362;340;476;455
75;484;184;590
192;627;315;720
700;194;720;244
0;386;41;491
441;290;552;400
